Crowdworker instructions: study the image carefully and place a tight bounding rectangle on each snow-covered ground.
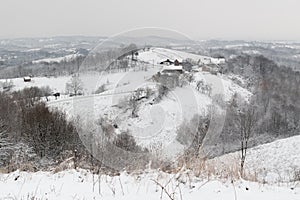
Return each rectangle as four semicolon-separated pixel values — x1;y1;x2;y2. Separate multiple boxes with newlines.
0;168;299;200
210;135;300;184
1;135;299;199
0;76;70;93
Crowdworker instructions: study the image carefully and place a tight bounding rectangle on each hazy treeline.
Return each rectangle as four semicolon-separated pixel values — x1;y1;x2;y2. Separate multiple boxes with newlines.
178;55;300;157
0;44;140;79
227;55;299;133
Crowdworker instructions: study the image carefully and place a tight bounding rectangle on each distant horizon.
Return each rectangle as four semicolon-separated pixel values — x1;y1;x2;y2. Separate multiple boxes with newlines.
1;34;300;43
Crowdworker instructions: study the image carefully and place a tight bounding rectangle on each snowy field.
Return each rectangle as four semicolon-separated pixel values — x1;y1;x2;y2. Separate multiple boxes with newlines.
0;170;299;200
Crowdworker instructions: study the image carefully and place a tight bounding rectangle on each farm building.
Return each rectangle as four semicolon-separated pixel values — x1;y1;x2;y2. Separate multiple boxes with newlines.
161;65;184;75
174;59;181;66
159;59;174;65
23;76;31;82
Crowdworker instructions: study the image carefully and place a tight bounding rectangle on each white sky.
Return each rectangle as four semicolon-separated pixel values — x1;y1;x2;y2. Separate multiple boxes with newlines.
0;0;299;40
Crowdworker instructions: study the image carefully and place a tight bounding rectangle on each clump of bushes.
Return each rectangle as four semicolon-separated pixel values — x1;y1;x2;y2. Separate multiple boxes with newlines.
176;114;210;157
113;131;147;153
94;84;107;94
0;87;85;172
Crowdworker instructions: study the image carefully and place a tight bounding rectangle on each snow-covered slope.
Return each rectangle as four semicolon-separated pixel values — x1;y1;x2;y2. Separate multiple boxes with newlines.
46;69;250;158
137;47;225;65
210;135;300;183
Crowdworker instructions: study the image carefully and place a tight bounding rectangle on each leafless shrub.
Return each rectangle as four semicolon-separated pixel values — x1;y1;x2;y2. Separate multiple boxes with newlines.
94;84;107;94
1;79;14;92
113;131;147;153
65;74;83;96
97;117;115;140
238;105;257;177
178;73;194;87
176;114;210;157
154;73;179;89
157;85;169;101
292;168;300;182
117;87;153;117
195;80;212;97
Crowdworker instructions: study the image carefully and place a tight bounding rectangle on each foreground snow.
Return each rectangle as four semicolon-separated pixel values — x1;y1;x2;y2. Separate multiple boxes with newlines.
0;169;299;200
1;136;300;199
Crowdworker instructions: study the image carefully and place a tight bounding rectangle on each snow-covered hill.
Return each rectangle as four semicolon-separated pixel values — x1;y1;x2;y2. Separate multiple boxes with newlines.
45;71;250;157
0;47;252;158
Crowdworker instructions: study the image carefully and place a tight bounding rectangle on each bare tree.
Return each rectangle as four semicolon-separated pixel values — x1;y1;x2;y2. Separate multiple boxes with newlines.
196;80;212;96
176;114;210;157
0;122;12;167
66;74;83;96
239;106;257;177
40;86;52;101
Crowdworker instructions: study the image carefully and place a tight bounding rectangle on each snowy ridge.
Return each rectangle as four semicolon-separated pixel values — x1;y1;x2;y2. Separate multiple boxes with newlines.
137;47;225;65
32;53;80;64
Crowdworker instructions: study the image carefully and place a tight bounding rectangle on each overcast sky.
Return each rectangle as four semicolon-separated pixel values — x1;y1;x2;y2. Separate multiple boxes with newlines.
0;0;299;40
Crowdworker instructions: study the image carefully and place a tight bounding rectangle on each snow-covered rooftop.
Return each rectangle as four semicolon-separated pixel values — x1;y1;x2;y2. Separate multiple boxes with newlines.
162;65;183;71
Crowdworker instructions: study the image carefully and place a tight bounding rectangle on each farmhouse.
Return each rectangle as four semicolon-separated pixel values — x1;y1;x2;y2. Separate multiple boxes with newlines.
161;65;183;75
159;59;173;65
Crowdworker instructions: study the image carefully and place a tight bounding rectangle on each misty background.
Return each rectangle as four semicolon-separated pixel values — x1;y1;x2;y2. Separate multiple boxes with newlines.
0;0;299;41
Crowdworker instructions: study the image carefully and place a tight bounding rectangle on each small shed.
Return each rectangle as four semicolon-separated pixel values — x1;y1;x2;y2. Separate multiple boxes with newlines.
23;76;31;82
174;59;181;66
